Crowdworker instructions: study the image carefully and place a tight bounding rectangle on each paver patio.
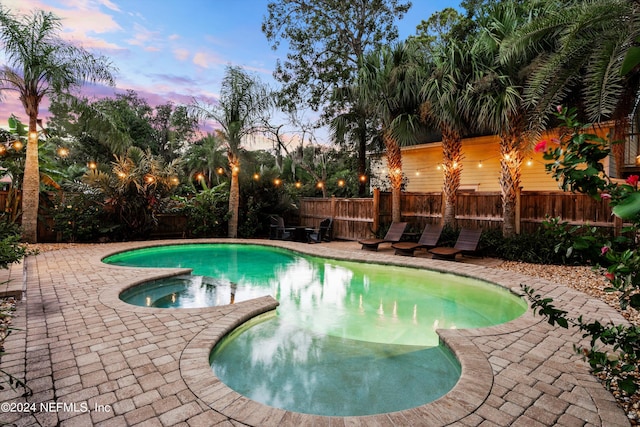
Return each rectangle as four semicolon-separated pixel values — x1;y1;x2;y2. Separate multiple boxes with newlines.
0;238;631;426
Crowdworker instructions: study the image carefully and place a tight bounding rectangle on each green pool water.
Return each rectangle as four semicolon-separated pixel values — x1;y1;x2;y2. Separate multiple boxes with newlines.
106;243;526;416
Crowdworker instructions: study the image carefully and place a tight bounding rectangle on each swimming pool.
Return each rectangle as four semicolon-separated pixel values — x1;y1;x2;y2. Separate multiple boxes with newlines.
105;243;527;416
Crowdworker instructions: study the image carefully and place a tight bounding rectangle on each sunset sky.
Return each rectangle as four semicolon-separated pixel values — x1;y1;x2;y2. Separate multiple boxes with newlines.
1;0;456;144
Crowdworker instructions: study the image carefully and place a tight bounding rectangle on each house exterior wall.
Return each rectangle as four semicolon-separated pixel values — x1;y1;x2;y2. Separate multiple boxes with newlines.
370;125;615;193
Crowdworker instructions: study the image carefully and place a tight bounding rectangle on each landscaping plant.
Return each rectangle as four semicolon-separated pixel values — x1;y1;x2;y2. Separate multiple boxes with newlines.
527;105;640;397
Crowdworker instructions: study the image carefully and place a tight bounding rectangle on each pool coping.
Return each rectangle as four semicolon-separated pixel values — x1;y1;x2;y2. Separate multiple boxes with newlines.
1;238;631;426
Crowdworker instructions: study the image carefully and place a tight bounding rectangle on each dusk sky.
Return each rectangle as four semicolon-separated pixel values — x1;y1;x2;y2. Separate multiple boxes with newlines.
1;0;458;144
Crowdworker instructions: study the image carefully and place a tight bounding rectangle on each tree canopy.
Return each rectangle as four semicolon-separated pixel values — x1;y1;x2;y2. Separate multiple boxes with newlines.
262;0;411;117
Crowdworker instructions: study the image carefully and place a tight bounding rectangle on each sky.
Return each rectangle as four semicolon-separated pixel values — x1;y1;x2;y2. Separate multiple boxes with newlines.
1;0;458;145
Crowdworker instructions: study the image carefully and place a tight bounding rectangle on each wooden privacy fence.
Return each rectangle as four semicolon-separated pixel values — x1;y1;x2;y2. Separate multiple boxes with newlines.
299;189;621;241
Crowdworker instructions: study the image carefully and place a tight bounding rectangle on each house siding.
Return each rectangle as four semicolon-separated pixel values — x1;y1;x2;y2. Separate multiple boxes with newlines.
371;126;614;193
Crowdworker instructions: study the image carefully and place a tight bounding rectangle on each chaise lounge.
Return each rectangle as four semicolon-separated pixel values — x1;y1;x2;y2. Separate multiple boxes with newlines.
358;222;408;251
391;224;443;256
429;228;482;261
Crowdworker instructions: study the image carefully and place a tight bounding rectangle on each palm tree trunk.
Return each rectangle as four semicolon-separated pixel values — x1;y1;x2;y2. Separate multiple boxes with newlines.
227;154;240;238
21;102;40;243
441;127;463;228
499;132;522;238
384;130;403;223
358;118;367;197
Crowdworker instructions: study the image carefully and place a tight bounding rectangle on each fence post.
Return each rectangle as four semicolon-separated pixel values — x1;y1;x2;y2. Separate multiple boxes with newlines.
441;191;446;226
331;195;336;219
373;188;380;233
614;215;623;237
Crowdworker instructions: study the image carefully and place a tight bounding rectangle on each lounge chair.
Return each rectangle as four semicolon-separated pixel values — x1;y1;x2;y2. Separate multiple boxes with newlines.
429;228;482;261
308;218;333;243
358;222;408;251
391;224;443;256
269;215;294;240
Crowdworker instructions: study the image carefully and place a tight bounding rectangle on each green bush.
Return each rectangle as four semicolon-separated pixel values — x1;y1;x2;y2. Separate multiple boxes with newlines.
48;192;116;242
0;218;27;269
175;183;229;237
479;217;611;265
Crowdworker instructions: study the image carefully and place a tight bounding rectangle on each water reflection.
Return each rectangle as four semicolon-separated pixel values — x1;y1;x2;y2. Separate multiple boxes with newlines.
211;313;461;416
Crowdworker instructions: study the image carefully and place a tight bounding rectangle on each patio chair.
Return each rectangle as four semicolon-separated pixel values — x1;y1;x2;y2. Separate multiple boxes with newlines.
308;218;333;243
358;222;408;251
429;228;482;261
269;215;294;240
391;224;443;256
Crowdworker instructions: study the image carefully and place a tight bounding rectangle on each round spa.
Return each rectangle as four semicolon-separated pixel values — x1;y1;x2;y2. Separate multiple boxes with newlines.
105;243;526;416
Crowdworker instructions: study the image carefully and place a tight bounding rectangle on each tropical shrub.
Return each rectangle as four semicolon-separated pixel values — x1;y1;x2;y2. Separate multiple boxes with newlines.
79;147;181;240
0;218;27;269
528;106;640;396
174;183;229;237
48;191;115;242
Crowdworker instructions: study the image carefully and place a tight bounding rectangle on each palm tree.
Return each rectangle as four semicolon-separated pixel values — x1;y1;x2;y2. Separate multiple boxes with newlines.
358;42;425;223
182;132;226;188
194;66;272;238
0;7;116;242
330;85;378;197
463;1;543;237
421;39;473;228
503;0;640;170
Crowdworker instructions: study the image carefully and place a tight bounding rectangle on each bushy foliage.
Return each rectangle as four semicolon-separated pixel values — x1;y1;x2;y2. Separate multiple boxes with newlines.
47;191;116;242
174;183;229;238
79;147;181;240
530;106;640;397
0;219;27;269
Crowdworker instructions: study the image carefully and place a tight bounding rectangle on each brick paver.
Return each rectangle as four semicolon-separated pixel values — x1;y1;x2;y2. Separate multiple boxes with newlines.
0;239;631;426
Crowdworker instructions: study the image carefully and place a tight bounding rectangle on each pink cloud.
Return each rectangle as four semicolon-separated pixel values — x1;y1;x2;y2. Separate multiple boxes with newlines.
173;48;190;61
193;51;226;69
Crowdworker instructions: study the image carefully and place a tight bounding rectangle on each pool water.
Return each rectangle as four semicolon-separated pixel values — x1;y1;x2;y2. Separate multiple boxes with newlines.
106;243;526;416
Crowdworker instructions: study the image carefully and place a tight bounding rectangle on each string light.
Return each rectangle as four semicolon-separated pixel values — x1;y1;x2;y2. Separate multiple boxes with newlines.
273;178;281;186
526;158;533;166
217;167;224;175
195;173;204;181
117;171;126;179
359;174;367;182
478;160;483;168
57;147;69;157
316;181;324;189
337;179;345;187
87;161;97;170
0;146;6;155
295;181;302;189
232;166;239;173
253;173;260;180
12;140;22;151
